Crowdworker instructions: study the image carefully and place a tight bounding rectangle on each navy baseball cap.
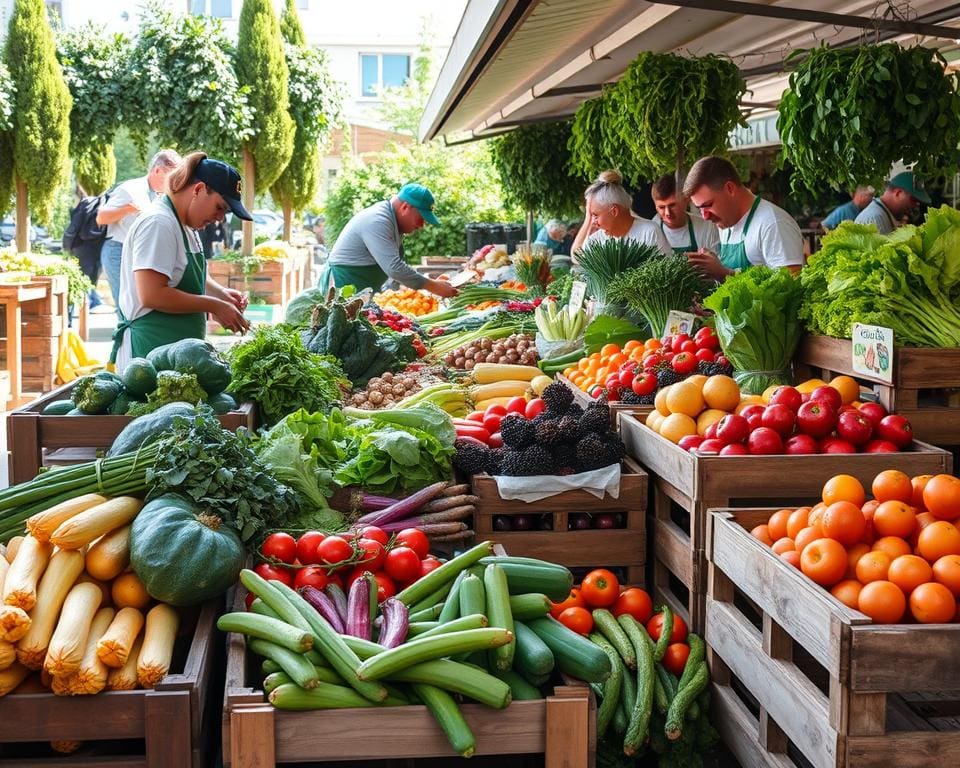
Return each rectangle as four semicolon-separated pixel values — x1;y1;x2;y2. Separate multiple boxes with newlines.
397;183;439;226
194;158;253;221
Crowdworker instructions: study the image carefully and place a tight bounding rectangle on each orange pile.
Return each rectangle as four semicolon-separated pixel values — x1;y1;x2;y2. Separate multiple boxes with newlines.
752;471;960;624
373;288;439;317
563;339;662;392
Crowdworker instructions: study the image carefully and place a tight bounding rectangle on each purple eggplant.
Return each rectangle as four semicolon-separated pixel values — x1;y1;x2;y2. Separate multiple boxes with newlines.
354;481;449;527
377;598;409;648
345;572;374;640
323;582;349;623
299;586;346;633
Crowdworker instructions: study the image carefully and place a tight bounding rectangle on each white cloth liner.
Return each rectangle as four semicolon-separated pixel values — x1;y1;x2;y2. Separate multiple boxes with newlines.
492;463;621;502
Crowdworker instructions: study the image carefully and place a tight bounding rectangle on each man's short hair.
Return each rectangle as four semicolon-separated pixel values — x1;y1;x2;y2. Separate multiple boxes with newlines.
651;173;678;201
149;149;181;174
682;156;742;198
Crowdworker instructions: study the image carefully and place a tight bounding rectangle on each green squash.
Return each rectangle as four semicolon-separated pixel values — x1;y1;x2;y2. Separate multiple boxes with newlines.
122;357;159;397
147;339;232;396
206;391;237;414
130;494;244;606
106;402;196;457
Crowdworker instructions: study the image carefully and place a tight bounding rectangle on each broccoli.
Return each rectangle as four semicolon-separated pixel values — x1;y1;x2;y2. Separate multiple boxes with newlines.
72;373;123;414
127;371;206;416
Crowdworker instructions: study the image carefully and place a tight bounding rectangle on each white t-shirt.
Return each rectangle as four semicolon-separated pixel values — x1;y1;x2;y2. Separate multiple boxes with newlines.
115;197;203;371
586;217;672;256
651;212;720;254
100;176;152;244
720;198;804;268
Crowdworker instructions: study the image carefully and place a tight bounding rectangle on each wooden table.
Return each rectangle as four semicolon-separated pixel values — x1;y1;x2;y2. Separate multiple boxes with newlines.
0;282;51;406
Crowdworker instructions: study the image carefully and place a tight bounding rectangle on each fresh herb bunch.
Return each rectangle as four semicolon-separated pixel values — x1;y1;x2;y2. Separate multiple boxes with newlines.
227;324;348;428
778;43;960;192
548;271;575;305
146;410;301;542
511;245;551;295
575;239;662;306
607;256;709;338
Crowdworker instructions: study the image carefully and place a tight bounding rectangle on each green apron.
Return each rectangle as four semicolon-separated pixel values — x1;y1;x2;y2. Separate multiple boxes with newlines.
718;195;761;271
110;196;207;364
327;200;403;292
660;218;698;256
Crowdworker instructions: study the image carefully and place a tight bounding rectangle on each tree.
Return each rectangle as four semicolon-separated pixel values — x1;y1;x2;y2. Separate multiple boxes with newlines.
271;0;343;240
0;61;15;219
2;0;72;251
57;23;133;195
235;0;295;255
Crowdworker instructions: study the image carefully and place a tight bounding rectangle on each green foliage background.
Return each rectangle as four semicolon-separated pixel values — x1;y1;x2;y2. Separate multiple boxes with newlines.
0;61;15;217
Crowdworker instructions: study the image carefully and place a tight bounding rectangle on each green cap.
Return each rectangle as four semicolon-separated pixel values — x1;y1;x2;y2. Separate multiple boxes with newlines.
888;171;931;205
397;183;439;226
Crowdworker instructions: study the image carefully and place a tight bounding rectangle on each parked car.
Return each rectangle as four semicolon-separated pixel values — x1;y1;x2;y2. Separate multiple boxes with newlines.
229;209;285;248
0;218;59;251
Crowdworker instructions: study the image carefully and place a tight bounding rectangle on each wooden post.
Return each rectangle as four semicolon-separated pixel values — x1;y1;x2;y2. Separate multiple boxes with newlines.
545;688;589;768
230;704;276;768
242;148;255;257
14;178;28;255
526;209;534;243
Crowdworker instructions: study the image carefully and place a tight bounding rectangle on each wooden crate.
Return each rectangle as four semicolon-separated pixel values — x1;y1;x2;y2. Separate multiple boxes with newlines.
619;414;953;633
6;381;259;485
471;458;648;585
557;374;653;428
222;587;596;767
0;598;222;767
795;335;960;445
208;258;297;307
706;507;960;768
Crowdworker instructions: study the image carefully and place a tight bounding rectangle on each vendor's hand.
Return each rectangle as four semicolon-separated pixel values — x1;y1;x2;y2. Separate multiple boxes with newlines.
224;287;248;312
426;278;458;299
213;300;251;334
686;249;734;282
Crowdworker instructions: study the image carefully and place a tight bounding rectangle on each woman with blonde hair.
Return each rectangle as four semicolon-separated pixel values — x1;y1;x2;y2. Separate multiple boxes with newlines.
571;170;671;257
110;151;252;370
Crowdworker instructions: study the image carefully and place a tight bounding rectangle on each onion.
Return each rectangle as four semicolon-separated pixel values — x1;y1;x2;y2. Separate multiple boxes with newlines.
493;516;513;532
594;513;618;529
512;514;535;531
568;513;593;530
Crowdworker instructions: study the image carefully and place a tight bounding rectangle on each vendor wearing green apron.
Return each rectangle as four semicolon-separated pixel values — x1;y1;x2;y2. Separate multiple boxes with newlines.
649;173;720;256
111;153;252;371
681;156;804;281
324;183;458;298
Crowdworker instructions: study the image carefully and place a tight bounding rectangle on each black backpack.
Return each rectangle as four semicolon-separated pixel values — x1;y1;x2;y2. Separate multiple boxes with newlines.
62;192;109;260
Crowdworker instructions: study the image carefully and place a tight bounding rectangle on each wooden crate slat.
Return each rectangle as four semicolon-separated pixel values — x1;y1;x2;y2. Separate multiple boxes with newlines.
488;530;645;569
846;625;960;692
843;732;960;767
710;683;798;768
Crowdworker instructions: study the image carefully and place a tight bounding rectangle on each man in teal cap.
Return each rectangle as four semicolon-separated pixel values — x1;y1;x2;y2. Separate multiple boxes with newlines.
325;182;457;296
854;171;931;235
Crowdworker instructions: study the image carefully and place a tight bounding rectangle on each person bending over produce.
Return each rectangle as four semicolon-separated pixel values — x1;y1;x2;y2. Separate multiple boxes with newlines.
683;156;803;281
821;185;874;231
650;173;719;256
324;183;457;298
111;153;252;370
571;170;671;258
854;171;930;235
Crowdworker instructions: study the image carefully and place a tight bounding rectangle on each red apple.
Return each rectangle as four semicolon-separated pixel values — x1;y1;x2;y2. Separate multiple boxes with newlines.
809;385;843;412
678;435;705;452
819;437;857;454
703;422;719;440
695;326;720;350
857;401;887;428
695;348;716;363
876;414;913;448
837;404;860;415
719;442;749;456
761;403;796;437
748;427;783;455
697;438;724;454
836;411;873;447
739;404;765;431
784;434;819;454
671;351;698;375
715;413;750;445
680;340;698;354
671;333;691;353
863;439;899;453
768;386;802;411
796;400;836;438
617;369;636;389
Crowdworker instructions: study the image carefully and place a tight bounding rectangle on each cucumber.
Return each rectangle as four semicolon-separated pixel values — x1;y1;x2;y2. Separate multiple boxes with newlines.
483;563;515;671
653;606;673;663
526;616;611;683
509;592;552;621
247;638;319;690
665;660;709;740
412;683;476;758
437;570;468;624
408;603;444;622
493;668;544;700
356;628;513;681
262;670;292;694
269;681;390;710
478;556;573;601
521;669;551;688
391;658;511;709
592;608;635;670
678;633;705;691
217;612;314;654
619;615;654;756
395;541;494;607
588;632;623;738
407;621;440;637
414;614;487;640
261;658;281;675
653;663;672;714
41;399;75;415
458;573;486;618
612;697;628;735
513;621;554;677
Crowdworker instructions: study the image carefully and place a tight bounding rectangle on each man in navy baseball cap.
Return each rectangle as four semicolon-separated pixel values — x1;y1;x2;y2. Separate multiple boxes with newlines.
193;158;253;221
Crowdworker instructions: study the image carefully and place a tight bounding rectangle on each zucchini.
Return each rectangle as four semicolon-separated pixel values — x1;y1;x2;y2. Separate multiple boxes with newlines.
521;669;551;688
588;632;623;738
458;573;486;619
509;592;552;621
407;621;440;637
262;670;291;694
261;658;281;675
437;569;468;624
665;661;709;740
653;606;673;663
41;400;74;416
395;541;494;607
357;628;513;681
408;603;444;622
592;608;635;670
493;668;543;700
269;681;398;710
391;658;511;710
483;563;515;671
619;615;654;756
247;638;318;690
513;621;554;677
216;612;313;654
412;683;476;758
477;556;573;601
414;614;487;640
526;616;611;683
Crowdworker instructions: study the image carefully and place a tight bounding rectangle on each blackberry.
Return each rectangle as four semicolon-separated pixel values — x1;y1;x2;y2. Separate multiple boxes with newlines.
697;360;727;376
600;432;626;462
619;390;644;405
636;392;655;405
557;415;580;443
485;447;505;475
500;445;553;476
656;368;685;388
575;432;623;471
541;381;574;413
564;403;584;419
551;443;577;472
578;401;610;436
499;414;535;449
534;419;564;446
452;439;490;475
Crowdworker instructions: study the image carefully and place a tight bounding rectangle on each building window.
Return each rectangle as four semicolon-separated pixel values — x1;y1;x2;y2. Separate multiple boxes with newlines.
191;0;232;16
297;0;309;8
359;53;411;97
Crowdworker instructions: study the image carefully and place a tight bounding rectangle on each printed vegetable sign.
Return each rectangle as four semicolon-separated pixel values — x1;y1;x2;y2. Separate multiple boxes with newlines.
852;323;893;383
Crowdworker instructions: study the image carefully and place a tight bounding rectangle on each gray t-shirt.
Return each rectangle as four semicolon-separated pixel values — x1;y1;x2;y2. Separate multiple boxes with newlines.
854;199;896;235
328;200;426;289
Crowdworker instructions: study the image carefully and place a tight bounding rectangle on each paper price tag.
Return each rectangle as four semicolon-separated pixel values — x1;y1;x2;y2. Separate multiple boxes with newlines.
568;280;587;315
449;269;479;288
661;310;696;342
852;323;893;383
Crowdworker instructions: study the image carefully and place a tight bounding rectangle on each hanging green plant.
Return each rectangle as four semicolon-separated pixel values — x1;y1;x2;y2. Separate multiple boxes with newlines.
778;43;960;192
568;88;639;183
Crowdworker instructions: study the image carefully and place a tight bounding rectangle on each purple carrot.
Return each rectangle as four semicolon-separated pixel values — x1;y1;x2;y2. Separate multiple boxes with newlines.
440;484;470;497
381;521;467;536
299;586;345;633
345;572;373;640
356;492;401;512
323;583;349;623
429;529;476;543
377;598;409;648
379;507;474;531
355;480;449;527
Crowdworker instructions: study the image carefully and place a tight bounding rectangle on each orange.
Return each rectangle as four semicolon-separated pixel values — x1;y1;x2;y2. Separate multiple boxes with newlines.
780;550;801;568
795;378;827;394
771;537;796;555
659;413;698;444
932;554;960;597
821;501;867;546
808;503;827;531
685;374;708;391
787;508;811;539
872;500;917;539
871;536;912;560
872;470;913;504
831;579;864;609
855;550;892;583
645;410;664;432
909;582;957;623
845;543;871;579
665;382;705;418
111;572;151;610
644;338;663;351
888;555;933;594
828;375;860;405
696;409;728;437
767;510;792;542
751;525;773;546
800;538;847;586
655;386;672;416
911;475;933;510
701;375;740;411
600;343;620;358
858;580;906;623
822;475;866;507
917;521;960;562
922;474;960;520
623;340;642;352
608;353;628;369
794;526;823;554
577;357;590;372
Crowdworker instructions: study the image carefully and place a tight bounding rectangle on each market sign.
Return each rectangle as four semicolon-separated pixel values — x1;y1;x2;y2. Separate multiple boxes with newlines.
852;323;894;384
662;310;696;342
728;114;781;150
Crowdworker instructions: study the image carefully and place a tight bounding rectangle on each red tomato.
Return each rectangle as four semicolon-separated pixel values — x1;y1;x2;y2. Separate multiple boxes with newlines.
295;531;325;565
525;398;545;419
316;536;354;569
550;587;586;618
505;396;528;415
482;413;503;435
254;562;293;586
395;528;430;560
580;568;620;608
457;425;491;443
612;587;653;624
558;606;594;635
260;532;297;564
420;556;442;577
245;591;257;610
385;546;421;583
488;432;504;448
357;526;389;546
373;572;396;602
646;612;688;644
294;566;329;591
484;404;507;417
355;538;387;571
466;411;485;423
662;643;691;676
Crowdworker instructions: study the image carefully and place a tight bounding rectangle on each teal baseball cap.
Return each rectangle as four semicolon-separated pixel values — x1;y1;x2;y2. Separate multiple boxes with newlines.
397;183;440;226
888;171;931;205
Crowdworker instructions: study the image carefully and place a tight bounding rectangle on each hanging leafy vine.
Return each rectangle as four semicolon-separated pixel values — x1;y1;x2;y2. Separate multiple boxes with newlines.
778;43;960;192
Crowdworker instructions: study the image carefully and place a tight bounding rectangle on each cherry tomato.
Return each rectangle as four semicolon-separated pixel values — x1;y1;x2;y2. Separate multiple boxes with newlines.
505;396;528;415
294;566;329;591
296;531;325;565
580;568;620;608
355;538;387;571
485;404;507;417
662;643;691;677
420;556;442;577
525;398;545;419
245;591;257;610
384;546;421;583
646;612;688;644
395;528;430;560
558;606;594;635
466;411;485;423
254;562;293;586
550;587;586;619
482;413;503;435
357;526;388;546
612;587;653;624
316;536;354;569
260;532;297;564
373;572;396;602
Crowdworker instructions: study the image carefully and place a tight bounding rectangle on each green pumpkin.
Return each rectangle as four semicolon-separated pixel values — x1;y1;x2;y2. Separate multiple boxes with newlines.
130;494;244;606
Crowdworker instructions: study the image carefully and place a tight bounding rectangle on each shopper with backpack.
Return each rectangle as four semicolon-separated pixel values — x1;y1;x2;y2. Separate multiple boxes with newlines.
62;189;110;310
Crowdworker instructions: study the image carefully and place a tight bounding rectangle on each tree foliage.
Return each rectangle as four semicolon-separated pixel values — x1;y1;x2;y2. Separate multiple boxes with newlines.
3;0;72;224
0;61;15;217
236;0;294;192
491;120;585;218
128;1;253;164
279;0;306;47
